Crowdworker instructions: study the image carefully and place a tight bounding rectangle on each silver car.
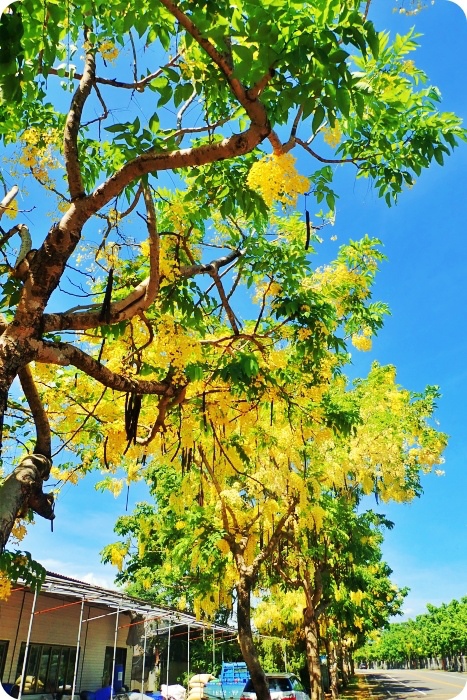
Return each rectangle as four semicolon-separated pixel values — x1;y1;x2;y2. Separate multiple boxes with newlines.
240;674;309;700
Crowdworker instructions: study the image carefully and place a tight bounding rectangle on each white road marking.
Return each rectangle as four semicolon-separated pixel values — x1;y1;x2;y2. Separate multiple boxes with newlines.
373;671;427;696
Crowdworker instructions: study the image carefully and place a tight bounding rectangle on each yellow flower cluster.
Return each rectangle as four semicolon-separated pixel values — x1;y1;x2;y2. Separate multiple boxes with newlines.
350;589;364;606
351;326;373;352
19;128;60;185
50;466;80;484
247;153;309;207
11;521;27;542
142;314;201;380
57;200;70;213
99;40;120;63
402;60;416;75
4;198;18;220
354;617;364;630
323;121;342;148
0;572;12;601
216;538;230;555
109;542;128;571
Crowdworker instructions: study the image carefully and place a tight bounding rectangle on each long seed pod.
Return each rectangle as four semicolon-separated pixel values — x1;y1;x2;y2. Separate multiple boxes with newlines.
305;210;311;251
124;392;142;451
99;267;114;323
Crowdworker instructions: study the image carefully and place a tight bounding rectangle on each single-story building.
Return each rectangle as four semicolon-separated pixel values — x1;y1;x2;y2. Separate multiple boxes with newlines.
0;572;237;700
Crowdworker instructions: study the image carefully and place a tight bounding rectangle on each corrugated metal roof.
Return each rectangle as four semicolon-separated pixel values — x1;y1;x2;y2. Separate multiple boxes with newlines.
38;571;236;636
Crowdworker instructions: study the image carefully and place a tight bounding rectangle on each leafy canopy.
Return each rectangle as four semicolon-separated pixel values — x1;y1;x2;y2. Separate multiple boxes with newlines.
0;0;460;593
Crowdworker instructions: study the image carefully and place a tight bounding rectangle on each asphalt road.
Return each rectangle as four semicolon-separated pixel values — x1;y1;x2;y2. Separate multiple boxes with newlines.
357;669;467;700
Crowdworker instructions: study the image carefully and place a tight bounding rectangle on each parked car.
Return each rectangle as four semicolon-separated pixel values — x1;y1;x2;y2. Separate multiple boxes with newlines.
240;674;309;700
358;663;368;670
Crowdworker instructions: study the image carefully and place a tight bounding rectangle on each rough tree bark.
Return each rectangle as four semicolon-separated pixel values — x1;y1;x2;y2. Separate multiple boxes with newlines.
323;633;339;699
0;454;54;553
236;574;270;700
303;606;323;700
302;569;326;700
336;637;349;688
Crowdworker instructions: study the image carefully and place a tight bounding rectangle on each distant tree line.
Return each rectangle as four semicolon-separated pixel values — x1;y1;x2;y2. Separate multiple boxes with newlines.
355;596;467;669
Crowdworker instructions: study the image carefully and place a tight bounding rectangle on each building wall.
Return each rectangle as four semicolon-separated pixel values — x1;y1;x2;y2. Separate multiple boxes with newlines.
0;585;133;694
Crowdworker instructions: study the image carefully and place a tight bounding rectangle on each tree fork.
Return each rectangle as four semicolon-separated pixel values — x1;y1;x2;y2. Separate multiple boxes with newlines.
236;576;271;700
0;454;54;553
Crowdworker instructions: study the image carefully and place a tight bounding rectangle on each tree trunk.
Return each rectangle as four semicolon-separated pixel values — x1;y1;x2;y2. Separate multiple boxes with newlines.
0;454;54;552
236;576;270;700
336;638;348;689
303;606;323;700
0;332;55;551
348;648;354;678
323;635;338;699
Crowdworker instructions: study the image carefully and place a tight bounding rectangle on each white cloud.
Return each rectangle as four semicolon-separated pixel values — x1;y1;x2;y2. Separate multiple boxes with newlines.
37;557;119;591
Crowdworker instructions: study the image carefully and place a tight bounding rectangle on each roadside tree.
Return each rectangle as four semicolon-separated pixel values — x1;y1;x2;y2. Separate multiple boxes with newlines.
0;1;461;693
0;2;463;554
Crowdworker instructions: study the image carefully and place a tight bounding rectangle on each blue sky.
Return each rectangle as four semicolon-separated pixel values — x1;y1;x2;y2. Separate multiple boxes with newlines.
18;2;467;619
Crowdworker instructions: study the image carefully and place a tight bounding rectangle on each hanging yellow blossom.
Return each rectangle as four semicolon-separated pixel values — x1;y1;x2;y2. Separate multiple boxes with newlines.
351;326;373;352
350;590;364;606
246;153;308;207
323;121;342;148
0;572;12;601
11;520;27;542
109;542;129;571
4;198;18;220
57;200;70;213
99;40;120;63
216;538;230;555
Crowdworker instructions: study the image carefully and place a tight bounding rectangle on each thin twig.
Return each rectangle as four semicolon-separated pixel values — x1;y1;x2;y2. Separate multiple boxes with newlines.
296;137;362;166
46;53;182;92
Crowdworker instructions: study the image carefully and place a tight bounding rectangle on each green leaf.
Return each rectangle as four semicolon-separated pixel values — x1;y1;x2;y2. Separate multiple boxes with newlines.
312;105;326;134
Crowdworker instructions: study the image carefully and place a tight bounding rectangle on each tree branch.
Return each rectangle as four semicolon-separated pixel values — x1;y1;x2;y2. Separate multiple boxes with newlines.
283;106;304;152
18;364;51;459
87;124;270;217
295;137;362;166
158;0;270;129
52;385;107;457
209;270;241;334
47;53;181;92
0;185;18;221
268;130;285;155
64;39;96;200
42;248;244;332
136;384;187;445
0;224;22;251
252;495;298;576
142;184;160;306
176;88;197;142
247;69;276;100
167;115;233;142
34;339;172;396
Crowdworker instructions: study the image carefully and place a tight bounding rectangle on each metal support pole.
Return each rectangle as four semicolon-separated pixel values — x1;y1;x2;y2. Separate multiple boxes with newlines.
212;628;215;673
71;598;85;700
166;619;171;690
18;589;38;700
8;588;27;683
187;624;190;685
141;619;148;700
110;607;120;700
